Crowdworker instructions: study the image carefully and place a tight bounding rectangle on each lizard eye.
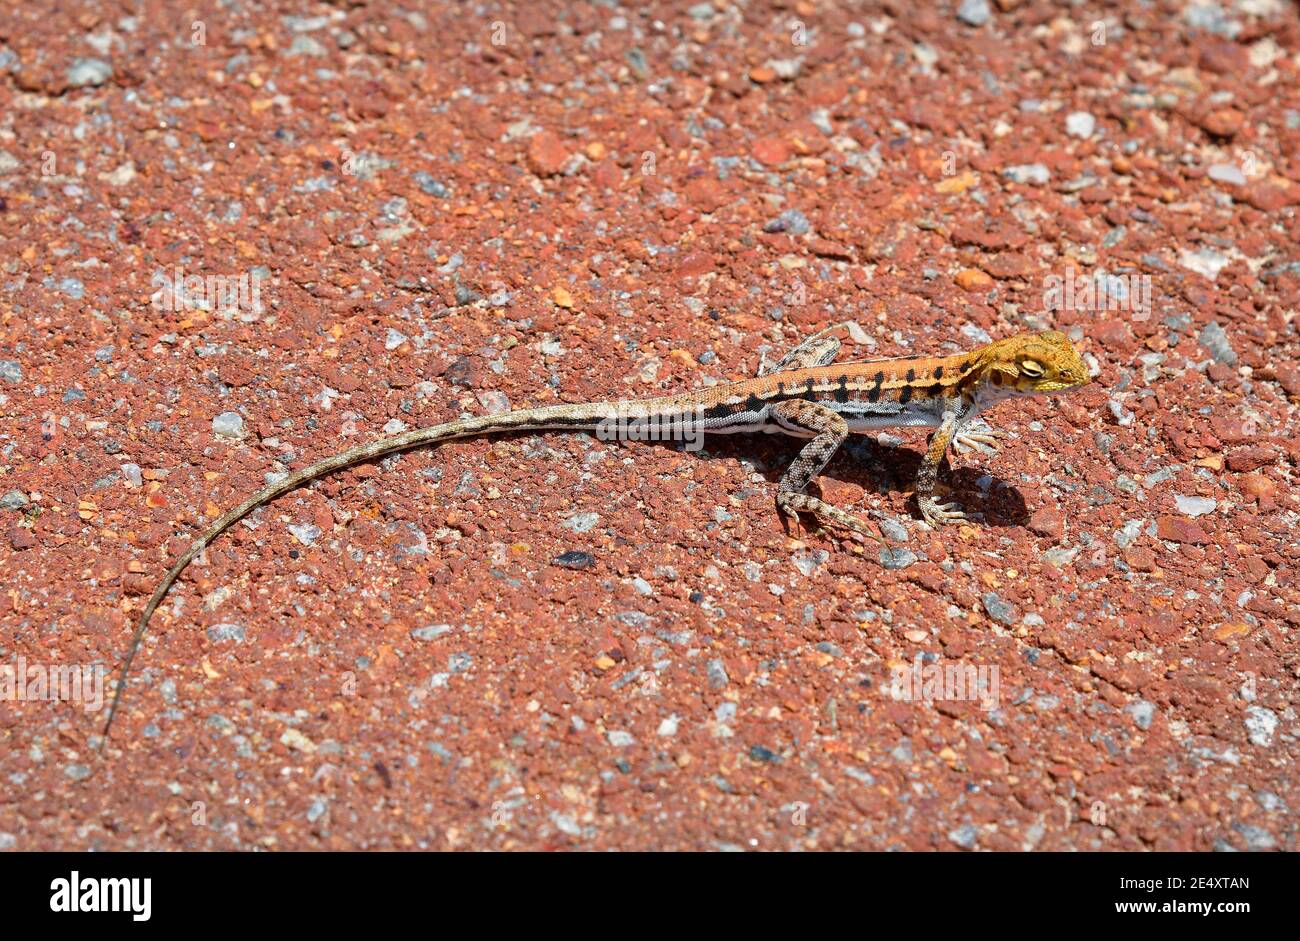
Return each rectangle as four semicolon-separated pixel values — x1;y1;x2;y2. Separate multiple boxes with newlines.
1019;360;1044;377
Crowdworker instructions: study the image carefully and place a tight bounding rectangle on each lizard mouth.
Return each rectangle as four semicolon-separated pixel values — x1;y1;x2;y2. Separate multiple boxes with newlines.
1037;379;1089;393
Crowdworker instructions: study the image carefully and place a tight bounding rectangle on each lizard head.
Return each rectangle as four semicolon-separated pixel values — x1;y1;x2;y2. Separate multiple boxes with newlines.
975;331;1091;397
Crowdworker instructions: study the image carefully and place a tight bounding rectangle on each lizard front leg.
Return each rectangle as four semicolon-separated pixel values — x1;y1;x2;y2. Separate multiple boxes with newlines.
916;410;967;526
769;400;875;536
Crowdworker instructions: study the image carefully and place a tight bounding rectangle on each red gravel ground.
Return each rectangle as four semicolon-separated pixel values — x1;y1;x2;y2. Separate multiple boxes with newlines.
1;0;1297;851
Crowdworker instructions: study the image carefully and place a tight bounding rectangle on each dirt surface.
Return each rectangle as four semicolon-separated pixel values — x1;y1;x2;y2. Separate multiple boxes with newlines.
1;0;1297;851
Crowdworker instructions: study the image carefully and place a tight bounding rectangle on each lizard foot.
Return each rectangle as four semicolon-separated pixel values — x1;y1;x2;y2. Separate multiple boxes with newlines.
919;497;967;527
777;498;806;536
778;492;876;538
952;423;1003;456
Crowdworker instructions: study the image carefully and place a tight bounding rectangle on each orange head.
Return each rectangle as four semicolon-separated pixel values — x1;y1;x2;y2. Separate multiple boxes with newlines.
973;331;1091;397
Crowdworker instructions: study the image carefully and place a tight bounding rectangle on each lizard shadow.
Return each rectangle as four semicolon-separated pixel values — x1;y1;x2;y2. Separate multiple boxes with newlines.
692;432;1030;529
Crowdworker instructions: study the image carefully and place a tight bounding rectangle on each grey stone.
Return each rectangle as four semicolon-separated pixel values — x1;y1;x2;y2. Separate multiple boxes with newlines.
1126;699;1156;730
956;0;991;27
67;58;112;87
212;411;245;439
1244;705;1277;747
1003;164;1050;185
763;209;811;236
411;624;452;641
982;592;1017;626
1065;111;1096;139
1174;495;1216;517
948;823;979;848
1;489;29;510
1198;321;1237;365
1208;163;1246;186
206;623;246;643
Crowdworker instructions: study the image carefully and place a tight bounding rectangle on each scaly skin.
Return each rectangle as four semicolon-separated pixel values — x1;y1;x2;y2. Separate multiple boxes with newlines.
100;326;1090;746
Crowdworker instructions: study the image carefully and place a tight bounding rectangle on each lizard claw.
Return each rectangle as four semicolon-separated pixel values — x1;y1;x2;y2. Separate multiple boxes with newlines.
777;502;804;535
920;498;967;527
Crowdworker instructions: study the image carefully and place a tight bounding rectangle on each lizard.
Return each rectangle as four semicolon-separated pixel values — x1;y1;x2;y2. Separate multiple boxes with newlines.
99;326;1090;745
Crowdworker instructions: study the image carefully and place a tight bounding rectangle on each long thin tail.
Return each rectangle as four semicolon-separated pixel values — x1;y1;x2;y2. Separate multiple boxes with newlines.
99;400;627;746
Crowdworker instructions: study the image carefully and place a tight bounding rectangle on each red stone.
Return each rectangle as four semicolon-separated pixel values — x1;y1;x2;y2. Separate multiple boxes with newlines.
1124;547;1157;572
527;131;571;176
1240;184;1291;213
1196;108;1244;138
1156;516;1210;544
1028;506;1064;539
1226;446;1278;472
675;251;715;277
752;136;790;167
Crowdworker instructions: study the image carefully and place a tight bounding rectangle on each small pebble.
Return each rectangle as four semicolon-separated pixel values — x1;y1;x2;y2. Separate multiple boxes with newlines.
1002;164;1050;185
948;824;979;848
562;512;600;533
411;624;452;641
212;411;245;439
763;209;811;236
956;0;991;27
707;658;729;690
1207;163;1246;186
288;523;322;546
553;550;595;570
1174;495;1216;517
982;592;1017;626
413;171;450;197
1065;111;1097;139
1180;247;1229;281
66;58;112;87
1198;321;1237;364
206;623;246;643
1126;700;1156;731
1;489;29;510
880;548;917;569
1244;706;1277;747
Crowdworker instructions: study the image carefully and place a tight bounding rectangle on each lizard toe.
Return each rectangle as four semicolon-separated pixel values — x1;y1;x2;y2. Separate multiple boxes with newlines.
954;426;1002;456
920;499;967;526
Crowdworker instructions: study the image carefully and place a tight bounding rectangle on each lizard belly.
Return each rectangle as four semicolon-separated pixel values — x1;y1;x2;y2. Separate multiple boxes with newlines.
838;399;947;432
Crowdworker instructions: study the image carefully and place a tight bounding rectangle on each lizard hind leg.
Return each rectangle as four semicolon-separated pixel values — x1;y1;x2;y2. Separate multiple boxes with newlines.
759;321;860;376
769;400;875;538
